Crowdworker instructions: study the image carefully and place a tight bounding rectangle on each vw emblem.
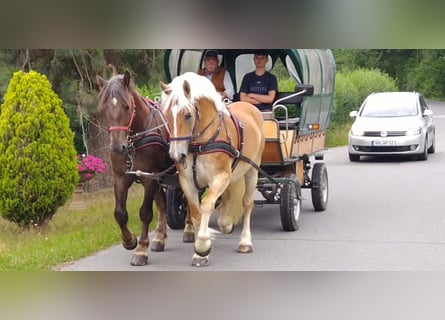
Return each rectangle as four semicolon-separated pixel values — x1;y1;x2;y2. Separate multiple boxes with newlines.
380;131;388;137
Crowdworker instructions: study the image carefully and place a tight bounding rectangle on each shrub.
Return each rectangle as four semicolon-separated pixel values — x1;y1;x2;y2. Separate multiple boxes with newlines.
331;68;398;128
0;70;78;228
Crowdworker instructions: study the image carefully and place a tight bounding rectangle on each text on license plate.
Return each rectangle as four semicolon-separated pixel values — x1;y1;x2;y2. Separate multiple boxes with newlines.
372;140;396;146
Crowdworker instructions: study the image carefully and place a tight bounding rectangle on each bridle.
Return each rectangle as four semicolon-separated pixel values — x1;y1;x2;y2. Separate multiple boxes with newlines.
106;94;171;173
168;103;222;144
108;96;136;133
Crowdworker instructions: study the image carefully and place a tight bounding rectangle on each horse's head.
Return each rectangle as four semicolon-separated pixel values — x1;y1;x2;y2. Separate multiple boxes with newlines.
160;72;226;164
97;71;136;155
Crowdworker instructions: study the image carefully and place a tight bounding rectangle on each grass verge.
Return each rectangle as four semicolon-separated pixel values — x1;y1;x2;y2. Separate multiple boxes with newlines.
326;123;351;147
0;184;148;271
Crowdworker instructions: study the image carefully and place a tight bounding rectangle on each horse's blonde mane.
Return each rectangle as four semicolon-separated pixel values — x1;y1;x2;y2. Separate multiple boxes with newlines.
162;72;228;114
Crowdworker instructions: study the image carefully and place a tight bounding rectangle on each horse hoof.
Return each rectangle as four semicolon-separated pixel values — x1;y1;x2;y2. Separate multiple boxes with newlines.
151;241;165;252
194;244;212;258
183;232;195;243
130;253;148;266
192;254;209;267
122;237;138;251
238;245;253;253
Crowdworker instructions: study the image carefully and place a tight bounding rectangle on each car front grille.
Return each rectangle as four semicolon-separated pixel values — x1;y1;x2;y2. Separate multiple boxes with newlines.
356;146;415;152
363;131;406;137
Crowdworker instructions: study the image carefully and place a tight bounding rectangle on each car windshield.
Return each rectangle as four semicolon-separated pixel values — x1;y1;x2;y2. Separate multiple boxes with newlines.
360;94;418;117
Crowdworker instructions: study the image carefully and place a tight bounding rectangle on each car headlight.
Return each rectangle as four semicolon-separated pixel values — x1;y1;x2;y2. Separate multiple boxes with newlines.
405;127;422;136
350;128;364;136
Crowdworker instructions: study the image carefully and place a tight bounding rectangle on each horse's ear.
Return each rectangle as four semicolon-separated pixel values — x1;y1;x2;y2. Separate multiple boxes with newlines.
183;80;191;98
160;81;171;95
96;75;107;91
123;70;131;88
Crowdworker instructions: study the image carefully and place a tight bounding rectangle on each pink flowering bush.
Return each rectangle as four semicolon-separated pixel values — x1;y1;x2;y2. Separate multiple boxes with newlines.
77;154;108;181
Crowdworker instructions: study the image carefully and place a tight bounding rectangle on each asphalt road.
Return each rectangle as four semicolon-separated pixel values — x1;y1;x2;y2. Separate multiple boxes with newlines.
62;100;445;271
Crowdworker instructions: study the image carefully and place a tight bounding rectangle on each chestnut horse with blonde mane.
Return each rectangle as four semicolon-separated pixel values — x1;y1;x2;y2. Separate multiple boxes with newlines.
96;71;194;266
160;72;265;267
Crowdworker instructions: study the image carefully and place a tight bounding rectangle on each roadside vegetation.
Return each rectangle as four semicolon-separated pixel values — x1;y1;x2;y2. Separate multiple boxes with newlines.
0;185;146;271
327;67;399;146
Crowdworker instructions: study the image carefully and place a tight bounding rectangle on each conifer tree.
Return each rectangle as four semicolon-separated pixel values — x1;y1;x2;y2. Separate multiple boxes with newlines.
0;70;78;228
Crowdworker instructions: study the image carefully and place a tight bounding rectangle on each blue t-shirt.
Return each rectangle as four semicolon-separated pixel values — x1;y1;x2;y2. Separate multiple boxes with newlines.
239;71;278;111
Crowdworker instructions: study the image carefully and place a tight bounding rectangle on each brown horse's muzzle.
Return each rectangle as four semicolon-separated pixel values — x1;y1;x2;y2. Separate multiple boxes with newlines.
110;132;129;155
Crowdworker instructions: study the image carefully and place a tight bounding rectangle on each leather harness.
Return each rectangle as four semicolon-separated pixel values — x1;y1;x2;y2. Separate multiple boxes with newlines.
186;107;273;190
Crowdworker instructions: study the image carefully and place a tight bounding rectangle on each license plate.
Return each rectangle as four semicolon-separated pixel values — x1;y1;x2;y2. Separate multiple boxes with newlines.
372;140;396;146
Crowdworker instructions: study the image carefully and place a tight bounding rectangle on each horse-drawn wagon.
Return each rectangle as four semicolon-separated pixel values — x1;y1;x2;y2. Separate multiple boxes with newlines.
162;49;336;232
98;49;335;266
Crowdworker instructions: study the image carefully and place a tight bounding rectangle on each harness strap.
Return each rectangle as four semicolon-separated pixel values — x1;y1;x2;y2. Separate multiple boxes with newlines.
109;106;136;132
189;109;275;190
237;154;278;184
192;152;203;191
226;110;243;171
131;132;169;151
121;96;171;177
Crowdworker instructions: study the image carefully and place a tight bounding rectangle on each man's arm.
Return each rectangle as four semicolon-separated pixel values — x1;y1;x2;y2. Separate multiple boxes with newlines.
240;92;262;104
223;71;235;100
246;91;276;104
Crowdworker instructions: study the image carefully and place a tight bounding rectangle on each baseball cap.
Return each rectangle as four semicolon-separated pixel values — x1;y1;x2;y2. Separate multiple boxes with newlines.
205;50;218;59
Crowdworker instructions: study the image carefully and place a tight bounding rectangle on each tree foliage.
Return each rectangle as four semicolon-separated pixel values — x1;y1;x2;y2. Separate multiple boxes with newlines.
406;50;445;99
0;70;78;228
332;49;423;93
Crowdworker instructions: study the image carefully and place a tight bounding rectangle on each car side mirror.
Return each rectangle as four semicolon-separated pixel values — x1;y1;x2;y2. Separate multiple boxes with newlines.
349;110;358;118
423;109;433;117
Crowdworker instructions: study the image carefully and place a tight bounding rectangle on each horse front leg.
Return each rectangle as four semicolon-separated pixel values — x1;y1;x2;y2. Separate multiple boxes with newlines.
114;180;138;251
130;180;156;266
151;183;168;252
192;173;230;267
178;180;204;266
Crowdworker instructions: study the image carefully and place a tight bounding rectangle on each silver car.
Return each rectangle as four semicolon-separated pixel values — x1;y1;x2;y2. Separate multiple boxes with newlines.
348;91;435;161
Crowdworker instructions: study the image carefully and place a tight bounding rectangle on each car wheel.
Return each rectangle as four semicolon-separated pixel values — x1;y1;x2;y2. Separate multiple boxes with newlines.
428;133;436;154
349;153;360;162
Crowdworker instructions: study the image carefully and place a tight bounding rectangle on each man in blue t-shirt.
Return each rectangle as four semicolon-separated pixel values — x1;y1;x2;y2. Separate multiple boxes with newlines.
239;51;278;111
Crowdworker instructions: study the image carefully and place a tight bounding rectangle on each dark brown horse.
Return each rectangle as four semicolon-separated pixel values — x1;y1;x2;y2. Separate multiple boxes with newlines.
96;71;193;266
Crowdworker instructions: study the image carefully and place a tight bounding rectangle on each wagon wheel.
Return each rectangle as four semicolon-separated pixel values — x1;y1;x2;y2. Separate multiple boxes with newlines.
311;163;328;211
165;185;187;229
279;174;301;231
